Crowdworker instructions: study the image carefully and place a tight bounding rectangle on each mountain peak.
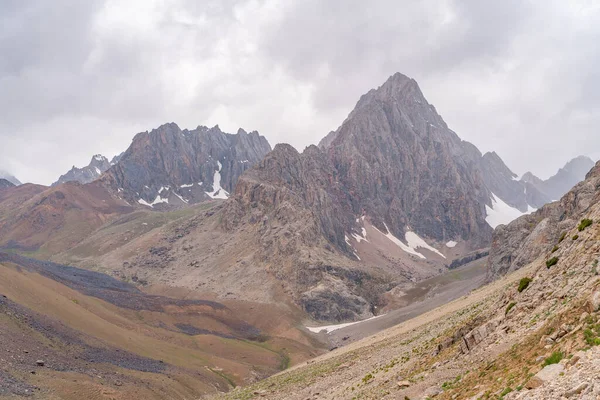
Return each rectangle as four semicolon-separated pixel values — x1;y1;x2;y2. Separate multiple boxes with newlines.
0;170;22;186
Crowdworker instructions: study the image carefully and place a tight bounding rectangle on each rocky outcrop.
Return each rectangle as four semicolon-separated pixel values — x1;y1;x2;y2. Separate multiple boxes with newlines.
488;160;600;279
53;154;112;186
101;123;271;207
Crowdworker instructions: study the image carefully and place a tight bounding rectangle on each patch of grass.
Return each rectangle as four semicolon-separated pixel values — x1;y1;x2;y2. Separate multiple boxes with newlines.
558;232;567;243
551;245;559;253
583;317;600;346
572;234;579;240
578;218;593;232
542;351;564;367
362;373;374;384
500;387;513;397
441;375;462;391
518;278;532;293
506;302;517;315
546;257;559;268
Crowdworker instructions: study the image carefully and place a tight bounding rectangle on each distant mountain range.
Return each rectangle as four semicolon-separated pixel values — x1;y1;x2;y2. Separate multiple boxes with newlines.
0;72;596;324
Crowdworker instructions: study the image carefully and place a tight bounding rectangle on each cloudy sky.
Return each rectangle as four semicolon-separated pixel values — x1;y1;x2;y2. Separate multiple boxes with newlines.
1;0;599;185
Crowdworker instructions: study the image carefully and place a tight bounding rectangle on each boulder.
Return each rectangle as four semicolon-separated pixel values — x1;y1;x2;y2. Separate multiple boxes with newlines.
525;364;564;389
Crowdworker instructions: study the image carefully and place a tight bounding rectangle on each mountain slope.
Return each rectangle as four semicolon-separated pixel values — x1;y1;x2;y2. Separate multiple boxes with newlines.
100;123;272;207
0;252;320;399
488;160;600;280
0;181;133;257
53;154;112;186
211;161;600;399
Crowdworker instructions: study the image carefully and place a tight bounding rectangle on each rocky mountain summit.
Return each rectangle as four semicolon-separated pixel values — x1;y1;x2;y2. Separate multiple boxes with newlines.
53;154;115;186
521;155;595;201
101;123;272;207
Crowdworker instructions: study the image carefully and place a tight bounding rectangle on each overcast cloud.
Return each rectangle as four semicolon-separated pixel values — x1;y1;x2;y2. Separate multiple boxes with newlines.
1;0;599;184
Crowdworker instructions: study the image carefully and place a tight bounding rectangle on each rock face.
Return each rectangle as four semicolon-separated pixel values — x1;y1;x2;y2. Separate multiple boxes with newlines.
478;151;550;211
487;160;600;279
53;155;112;186
0;179;15;189
101;123;271;207
521;155;595;201
325;73;493;246
0;171;21;186
220;73;526;320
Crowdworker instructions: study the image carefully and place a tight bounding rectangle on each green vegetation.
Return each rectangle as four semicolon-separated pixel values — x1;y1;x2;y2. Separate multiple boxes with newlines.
506;302;517;315
572;234;579;240
578;218;593;232
500;387;513;397
546;257;559;268
441;375;462;391
542;351;564;367
551;245;559;253
558;232;567;243
518;278;532;293
583;315;600;346
362;373;374;384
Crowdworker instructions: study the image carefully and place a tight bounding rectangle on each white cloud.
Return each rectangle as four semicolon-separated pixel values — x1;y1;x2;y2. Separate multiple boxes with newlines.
0;0;598;184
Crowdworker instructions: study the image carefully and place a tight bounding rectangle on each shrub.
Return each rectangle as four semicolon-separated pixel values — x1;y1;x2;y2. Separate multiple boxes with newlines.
551;245;559;253
518;277;532;292
578;218;593;232
543;351;564;366
584;329;600;346
572;235;579;240
501;387;513;397
546;257;559;268
558;232;567;243
506;302;517;315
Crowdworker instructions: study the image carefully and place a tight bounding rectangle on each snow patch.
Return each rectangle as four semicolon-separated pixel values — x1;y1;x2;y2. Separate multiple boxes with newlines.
351;227;369;243
206;161;229;199
173;192;188;204
446;241;458;248
406;231;446;258
137;188;170;208
94;167;101;175
372;223;425;259
306;314;385;334
345;235;361;260
485;193;535;228
371;223;444;260
180;183;194;188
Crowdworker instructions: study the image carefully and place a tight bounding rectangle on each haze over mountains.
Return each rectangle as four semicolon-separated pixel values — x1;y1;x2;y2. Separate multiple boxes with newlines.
0;72;599;399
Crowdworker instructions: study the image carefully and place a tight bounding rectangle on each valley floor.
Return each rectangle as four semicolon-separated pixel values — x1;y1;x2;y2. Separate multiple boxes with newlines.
210;261;534;400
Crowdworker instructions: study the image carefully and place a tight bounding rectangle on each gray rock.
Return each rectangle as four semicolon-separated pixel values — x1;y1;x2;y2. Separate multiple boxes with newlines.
587;290;600;313
54;154;112;186
526;363;564;389
101;123;272;206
